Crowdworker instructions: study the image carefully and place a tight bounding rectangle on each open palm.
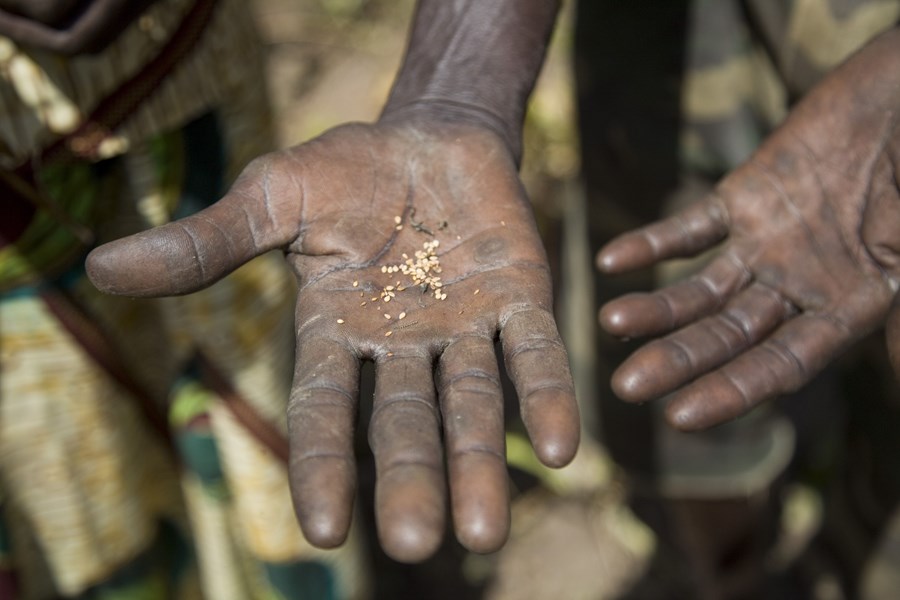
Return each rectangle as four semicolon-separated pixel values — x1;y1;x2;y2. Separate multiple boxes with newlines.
598;30;900;431
87;121;579;562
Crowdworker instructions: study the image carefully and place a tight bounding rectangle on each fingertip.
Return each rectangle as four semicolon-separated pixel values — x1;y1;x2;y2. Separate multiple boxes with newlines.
84;245;115;294
595;248;618;273
86;230;193;297
298;511;351;549
290;459;356;549
85;241;129;295
375;467;446;563
456;515;509;554
379;515;444;563
596;234;650;274
522;388;580;468
598;301;629;336
610;363;651;403
664;386;735;432
665;402;704;432
534;428;580;469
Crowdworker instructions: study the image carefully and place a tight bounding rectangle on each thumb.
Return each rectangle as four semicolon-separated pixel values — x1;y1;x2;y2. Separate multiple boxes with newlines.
87;158;301;297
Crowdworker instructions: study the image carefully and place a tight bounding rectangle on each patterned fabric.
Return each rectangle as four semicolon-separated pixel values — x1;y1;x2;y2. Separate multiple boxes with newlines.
0;2;369;598
0;0;258;168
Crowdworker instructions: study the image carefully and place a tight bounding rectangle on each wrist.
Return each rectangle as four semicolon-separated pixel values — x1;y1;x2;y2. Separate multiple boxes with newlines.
380;98;519;160
379;0;560;164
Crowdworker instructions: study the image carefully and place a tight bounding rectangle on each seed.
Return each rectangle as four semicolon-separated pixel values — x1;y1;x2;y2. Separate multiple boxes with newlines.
336;319;345;324
381;266;387;273
352;280;359;287
371;297;378;302
398;312;406;320
385;331;393;337
361;302;367;306
384;314;391;319
474;289;480;295
387;352;394;357
384;296;391;302
385;286;394;291
501;220;506;226
395;225;403;231
394;215;402;224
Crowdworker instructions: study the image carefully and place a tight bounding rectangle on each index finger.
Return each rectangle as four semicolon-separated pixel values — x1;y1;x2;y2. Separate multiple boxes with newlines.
596;196;729;274
370;352;446;563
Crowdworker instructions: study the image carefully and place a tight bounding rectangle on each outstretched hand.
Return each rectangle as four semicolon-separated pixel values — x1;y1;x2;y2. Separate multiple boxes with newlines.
597;29;900;431
86;121;579;562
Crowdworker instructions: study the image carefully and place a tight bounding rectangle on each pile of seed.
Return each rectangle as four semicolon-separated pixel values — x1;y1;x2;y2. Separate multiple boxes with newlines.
337;214;450;334
381;238;446;301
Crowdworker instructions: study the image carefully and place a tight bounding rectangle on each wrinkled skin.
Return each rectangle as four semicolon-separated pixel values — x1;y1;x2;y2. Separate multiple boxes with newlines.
598;29;900;431
86;121;579;562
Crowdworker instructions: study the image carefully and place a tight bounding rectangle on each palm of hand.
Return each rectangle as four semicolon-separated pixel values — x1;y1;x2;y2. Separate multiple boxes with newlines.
598;31;900;430
87;122;578;561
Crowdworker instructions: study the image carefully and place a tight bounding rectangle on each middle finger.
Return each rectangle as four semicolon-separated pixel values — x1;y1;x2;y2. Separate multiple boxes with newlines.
370;351;445;562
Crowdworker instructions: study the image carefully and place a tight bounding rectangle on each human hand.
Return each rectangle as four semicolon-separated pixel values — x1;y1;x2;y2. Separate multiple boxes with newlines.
86;121;579;561
596;29;900;431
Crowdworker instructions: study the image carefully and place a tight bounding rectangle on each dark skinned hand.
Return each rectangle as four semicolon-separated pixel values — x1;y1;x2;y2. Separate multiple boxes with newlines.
597;29;900;431
86;120;579;562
